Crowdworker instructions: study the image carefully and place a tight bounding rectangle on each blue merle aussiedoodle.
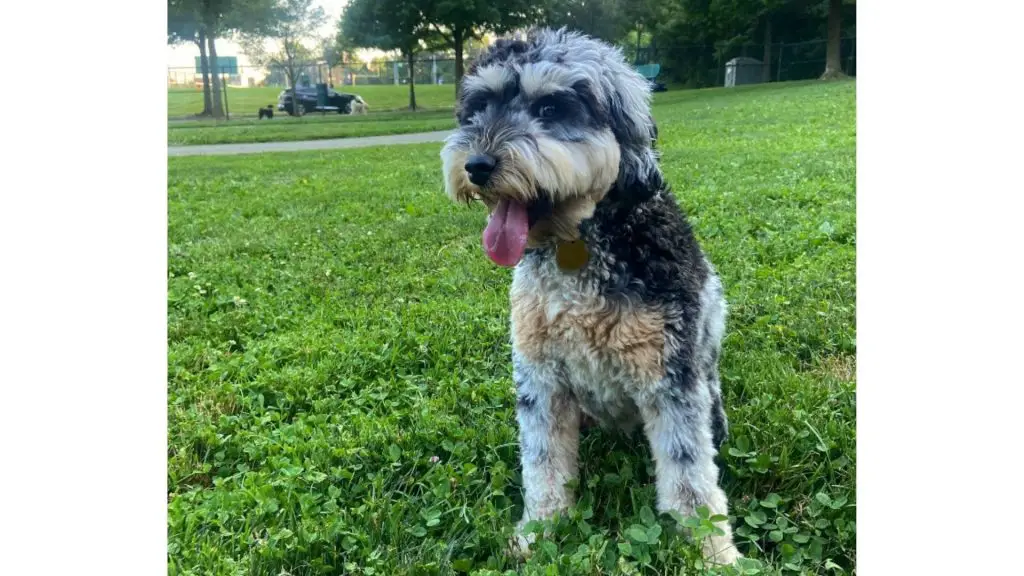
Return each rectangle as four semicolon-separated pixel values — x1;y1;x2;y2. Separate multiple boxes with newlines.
440;28;740;564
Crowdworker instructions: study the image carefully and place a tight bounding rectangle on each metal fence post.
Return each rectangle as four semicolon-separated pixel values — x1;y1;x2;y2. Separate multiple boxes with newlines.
221;69;229;120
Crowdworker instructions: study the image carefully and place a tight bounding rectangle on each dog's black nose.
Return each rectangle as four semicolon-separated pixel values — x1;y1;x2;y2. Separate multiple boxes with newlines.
465;154;497;186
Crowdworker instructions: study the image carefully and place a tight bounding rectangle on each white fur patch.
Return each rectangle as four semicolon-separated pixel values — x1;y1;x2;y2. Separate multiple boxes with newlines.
519;62;574;99
463;65;515;95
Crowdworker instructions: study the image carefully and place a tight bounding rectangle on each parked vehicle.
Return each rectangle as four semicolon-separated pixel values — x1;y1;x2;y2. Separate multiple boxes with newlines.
276;87;361;115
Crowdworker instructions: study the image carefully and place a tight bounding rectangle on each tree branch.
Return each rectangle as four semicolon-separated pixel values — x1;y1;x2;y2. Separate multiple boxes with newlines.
431;23;454;45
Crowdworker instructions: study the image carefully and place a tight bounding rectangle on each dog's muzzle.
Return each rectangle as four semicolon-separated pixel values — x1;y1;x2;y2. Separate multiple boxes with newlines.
464;154;496;186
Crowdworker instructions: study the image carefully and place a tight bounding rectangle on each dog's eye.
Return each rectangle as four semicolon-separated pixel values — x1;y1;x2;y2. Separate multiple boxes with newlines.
461;94;489;120
534;96;566;121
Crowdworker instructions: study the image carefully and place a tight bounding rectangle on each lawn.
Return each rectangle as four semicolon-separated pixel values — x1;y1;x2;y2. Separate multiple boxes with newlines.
168;80;856;575
166;81;824;147
168;110;456;146
169;84;459;118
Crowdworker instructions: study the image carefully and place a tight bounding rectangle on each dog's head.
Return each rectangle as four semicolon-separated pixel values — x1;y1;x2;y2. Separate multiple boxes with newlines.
441;28;660;267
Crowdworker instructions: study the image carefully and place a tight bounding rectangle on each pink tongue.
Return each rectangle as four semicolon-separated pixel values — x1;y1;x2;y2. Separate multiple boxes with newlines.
482;198;529;267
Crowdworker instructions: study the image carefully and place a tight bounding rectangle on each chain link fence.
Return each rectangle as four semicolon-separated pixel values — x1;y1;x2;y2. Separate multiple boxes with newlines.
169;38;854;90
168;38;854;119
637;37;856;88
167;54;483;91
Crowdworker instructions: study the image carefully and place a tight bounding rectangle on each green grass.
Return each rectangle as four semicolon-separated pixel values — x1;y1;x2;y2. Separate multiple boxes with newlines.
169;84;459;118
168;110;456;146
167;81;825;147
168;79;856;576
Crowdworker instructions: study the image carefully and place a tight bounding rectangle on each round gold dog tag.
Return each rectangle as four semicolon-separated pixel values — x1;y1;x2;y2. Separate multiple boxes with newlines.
556;240;589;271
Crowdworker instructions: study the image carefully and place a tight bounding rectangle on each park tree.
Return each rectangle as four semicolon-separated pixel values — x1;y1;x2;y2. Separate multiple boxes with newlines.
427;0;543;97
341;0;436;111
202;0;227;116
643;0;855;86
195;0;241;117
168;0;214;116
741;0;794;83
542;0;633;44
648;0;725;87
756;0;838;81
320;36;343;87
620;0;666;64
168;0;278;117
820;0;849;79
713;0;819;83
240;0;327;116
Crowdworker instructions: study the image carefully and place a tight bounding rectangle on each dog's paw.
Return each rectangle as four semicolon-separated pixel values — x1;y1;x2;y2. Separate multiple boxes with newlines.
507;519;540;560
507;531;535;560
702;537;742;567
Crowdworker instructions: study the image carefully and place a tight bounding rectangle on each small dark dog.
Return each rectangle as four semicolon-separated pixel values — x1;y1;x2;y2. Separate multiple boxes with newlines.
258;105;274;120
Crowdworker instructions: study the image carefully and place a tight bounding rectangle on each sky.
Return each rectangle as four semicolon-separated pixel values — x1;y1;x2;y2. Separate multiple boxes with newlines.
167;0;354;70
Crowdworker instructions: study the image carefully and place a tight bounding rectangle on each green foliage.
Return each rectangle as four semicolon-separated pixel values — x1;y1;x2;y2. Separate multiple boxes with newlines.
341;0;441;109
427;0;542;91
236;0;326;117
168;0;201;46
167;79;856;575
341;0;433;56
556;0;858;86
542;0;635;43
238;0;326;64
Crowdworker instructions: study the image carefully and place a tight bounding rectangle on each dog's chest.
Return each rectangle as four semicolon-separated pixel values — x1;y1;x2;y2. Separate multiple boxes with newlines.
510;263;667;423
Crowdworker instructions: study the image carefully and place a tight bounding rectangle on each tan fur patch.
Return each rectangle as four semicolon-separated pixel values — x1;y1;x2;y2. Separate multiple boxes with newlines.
440;147;476;203
511;290;666;384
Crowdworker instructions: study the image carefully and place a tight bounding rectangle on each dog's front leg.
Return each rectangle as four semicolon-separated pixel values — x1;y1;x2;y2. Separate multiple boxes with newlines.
639;386;739;566
511;354;579;556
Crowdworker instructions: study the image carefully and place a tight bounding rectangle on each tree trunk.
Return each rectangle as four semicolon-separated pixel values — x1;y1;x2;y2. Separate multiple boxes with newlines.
207;33;224;117
195;29;212;116
289;67;302;117
821;0;846;79
454;28;465;100
762;17;772;83
407;50;417;111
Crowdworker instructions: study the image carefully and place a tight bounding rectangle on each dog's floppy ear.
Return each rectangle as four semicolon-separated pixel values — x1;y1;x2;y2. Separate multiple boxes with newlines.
608;91;661;192
606;71;657;150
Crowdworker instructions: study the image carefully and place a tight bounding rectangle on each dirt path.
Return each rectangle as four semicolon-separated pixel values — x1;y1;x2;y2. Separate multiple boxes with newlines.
167;130;454;157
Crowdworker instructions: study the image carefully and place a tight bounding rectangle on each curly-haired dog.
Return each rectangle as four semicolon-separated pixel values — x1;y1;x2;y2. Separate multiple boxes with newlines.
440;28;739;564
258;105;274;119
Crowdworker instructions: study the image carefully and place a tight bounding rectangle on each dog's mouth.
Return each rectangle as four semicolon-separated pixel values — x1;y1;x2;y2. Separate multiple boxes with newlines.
481;192;553;268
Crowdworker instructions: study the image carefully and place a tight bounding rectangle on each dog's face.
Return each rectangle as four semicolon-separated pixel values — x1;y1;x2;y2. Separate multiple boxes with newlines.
441;28;660;267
